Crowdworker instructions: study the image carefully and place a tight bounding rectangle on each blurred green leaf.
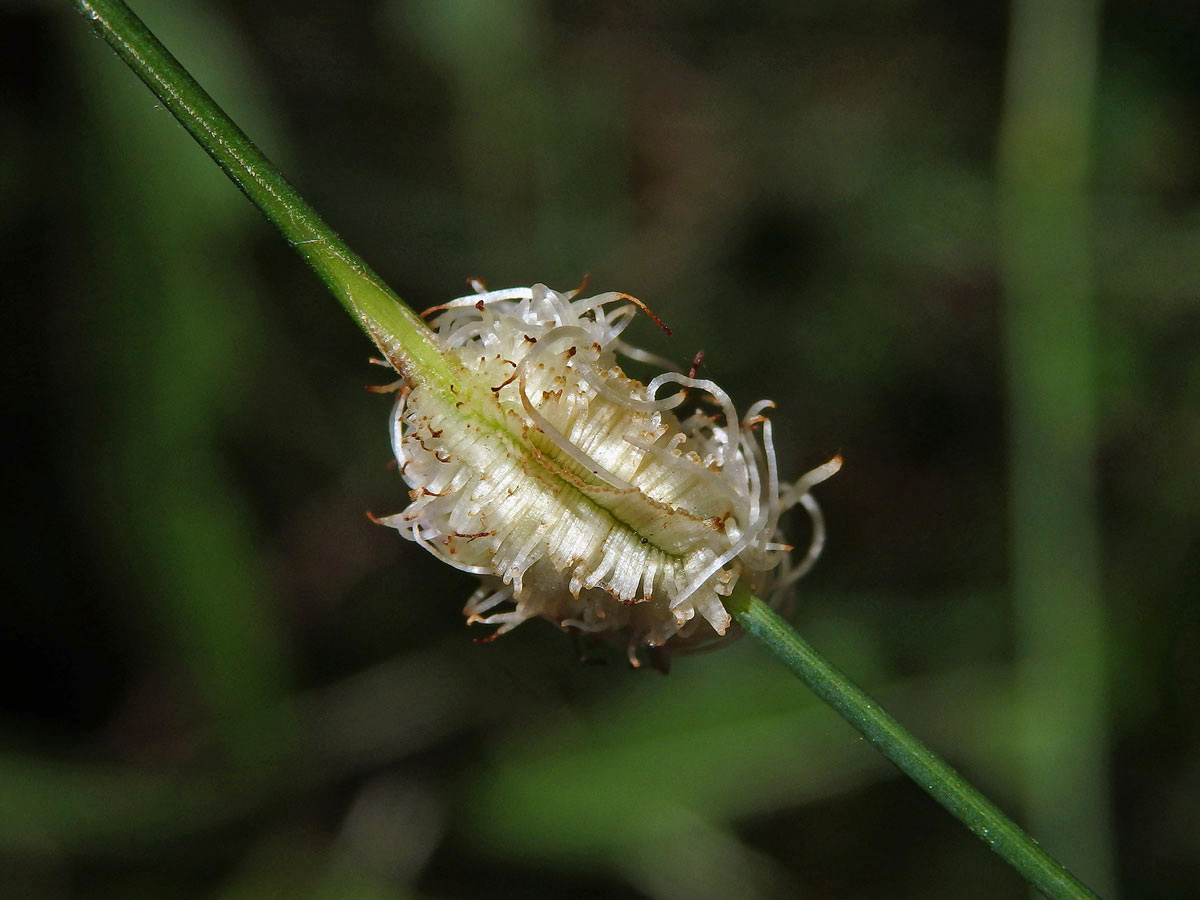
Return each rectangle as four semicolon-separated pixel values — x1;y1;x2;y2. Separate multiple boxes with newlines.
72;0;294;769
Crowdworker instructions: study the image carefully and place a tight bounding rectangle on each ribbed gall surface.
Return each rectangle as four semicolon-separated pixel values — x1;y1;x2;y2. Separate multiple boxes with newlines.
377;284;839;656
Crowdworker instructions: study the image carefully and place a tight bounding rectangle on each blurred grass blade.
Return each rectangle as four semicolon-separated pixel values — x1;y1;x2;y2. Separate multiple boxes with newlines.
998;0;1115;894
71;0;295;768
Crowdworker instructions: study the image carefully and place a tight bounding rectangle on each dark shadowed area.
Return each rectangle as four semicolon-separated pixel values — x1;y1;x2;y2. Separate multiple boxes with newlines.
2;1;1198;897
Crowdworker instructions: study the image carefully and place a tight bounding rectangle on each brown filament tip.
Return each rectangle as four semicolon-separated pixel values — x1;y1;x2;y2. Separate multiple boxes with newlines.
567;272;591;299
620;293;673;337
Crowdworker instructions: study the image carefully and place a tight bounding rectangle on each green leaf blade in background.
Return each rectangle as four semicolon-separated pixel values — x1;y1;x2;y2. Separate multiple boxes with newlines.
71;0;293;772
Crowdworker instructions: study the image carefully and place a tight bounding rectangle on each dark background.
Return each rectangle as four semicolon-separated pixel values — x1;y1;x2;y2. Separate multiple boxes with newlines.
2;1;1198;897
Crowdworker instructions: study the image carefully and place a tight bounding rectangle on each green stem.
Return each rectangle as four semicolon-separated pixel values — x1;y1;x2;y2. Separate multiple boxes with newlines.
725;586;1100;900
73;0;452;388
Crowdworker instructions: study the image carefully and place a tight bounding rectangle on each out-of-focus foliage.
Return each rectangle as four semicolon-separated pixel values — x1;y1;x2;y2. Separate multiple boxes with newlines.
1;1;1197;897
